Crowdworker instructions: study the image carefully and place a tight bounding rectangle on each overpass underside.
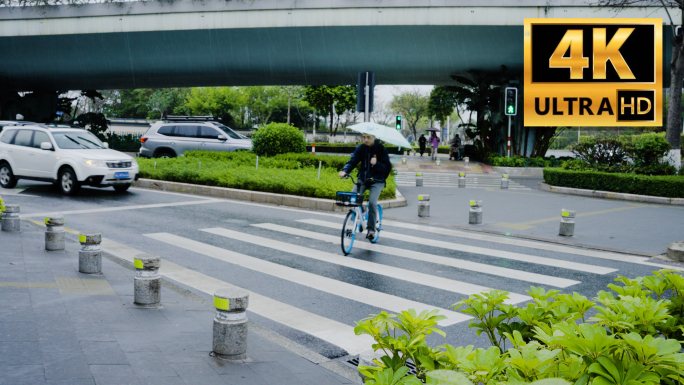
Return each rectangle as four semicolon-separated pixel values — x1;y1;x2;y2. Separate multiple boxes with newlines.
0;1;676;91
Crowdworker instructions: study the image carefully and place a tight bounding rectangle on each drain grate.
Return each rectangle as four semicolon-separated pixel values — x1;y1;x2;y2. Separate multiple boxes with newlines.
346;357;418;376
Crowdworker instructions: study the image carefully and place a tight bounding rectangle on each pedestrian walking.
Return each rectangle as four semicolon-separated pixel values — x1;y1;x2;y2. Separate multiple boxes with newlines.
418;134;427;157
429;132;439;160
450;134;462;161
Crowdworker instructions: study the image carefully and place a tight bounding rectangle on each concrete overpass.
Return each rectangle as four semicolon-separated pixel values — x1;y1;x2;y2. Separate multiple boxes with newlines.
0;0;677;91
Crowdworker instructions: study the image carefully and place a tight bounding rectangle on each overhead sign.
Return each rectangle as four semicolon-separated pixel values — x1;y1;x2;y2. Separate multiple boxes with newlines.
524;18;662;126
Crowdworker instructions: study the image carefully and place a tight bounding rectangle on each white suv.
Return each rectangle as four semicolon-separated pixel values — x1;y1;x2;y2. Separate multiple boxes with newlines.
0;125;139;195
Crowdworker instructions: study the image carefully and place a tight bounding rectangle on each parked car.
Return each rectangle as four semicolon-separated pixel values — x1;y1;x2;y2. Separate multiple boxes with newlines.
0;120;39;133
0;125;139;195
139;117;252;158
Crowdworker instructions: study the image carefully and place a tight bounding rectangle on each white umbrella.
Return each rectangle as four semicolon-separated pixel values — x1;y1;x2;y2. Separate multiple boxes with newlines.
346;122;411;149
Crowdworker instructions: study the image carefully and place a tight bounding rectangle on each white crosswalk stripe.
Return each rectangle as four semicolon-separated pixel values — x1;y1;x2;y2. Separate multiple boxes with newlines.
201;227;531;304
252;223;585;288
395;172;530;189
143;232;470;326
295;219;616;276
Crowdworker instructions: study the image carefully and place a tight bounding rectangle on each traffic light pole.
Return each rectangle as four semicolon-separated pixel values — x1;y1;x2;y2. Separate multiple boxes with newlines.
507;116;511;158
364;73;370;122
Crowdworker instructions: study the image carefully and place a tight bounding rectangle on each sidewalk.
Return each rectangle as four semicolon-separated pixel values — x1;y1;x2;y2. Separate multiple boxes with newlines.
390;153;494;174
0;223;356;385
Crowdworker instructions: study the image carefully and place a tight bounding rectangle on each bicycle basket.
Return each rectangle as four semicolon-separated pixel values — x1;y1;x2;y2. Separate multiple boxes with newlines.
336;192;363;206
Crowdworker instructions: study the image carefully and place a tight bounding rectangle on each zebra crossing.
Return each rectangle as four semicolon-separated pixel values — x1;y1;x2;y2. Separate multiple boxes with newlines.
395;171;531;189
110;216;667;359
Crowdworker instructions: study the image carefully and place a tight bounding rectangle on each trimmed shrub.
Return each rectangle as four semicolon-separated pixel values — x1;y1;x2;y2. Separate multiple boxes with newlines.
543;168;684;198
572;136;627;167
138;151;396;200
251;123;306;157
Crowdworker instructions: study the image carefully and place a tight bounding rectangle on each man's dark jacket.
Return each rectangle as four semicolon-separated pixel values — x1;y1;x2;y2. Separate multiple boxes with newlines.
342;140;392;184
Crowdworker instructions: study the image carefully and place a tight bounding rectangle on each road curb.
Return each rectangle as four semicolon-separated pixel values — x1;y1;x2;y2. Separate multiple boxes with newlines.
538;182;684;206
133;178;407;212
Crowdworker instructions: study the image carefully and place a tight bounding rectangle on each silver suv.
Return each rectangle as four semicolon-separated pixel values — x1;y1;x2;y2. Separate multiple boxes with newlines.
140;118;252;158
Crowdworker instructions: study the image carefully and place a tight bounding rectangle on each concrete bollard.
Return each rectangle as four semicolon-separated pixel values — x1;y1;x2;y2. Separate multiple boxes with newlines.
436;159;441;166
1;204;20;232
79;233;102;274
212;288;249;360
458;173;466;188
464;157;469;166
667;242;684;262
415;172;423;187
418;195;430;217
559;209;576;236
401;157;407;165
501;174;509;189
134;254;161;307
45;217;65;251
469;200;483;225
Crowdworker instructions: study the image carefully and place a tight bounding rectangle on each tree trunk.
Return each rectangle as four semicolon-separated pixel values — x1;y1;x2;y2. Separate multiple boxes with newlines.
287;96;291;125
666;28;684;167
523;125;530;157
330;97;336;136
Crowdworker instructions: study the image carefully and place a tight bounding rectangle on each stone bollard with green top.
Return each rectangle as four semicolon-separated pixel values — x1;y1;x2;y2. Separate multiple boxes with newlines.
45;216;65;251
415;172;423;187
134;254;161;307
418;194;430;217
79;232;102;274
559;209;576;236
469;200;483;224
501;174;509;189
212;287;249;360
2;204;20;232
458;172;466;188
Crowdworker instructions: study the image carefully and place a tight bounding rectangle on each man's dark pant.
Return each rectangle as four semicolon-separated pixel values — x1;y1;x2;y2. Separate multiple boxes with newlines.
352;182;384;232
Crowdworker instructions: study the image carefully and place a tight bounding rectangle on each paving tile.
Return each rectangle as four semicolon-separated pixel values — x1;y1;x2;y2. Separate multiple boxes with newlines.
220;374;267;385
203;355;258;376
294;371;350;385
0;306;34;323
137;377;185;385
114;332;160;352
43;352;92;381
181;332;213;352
0;321;38;341
125;351;178;378
0;364;46;385
74;323;115;342
46;379;96;385
0;290;32;307
247;361;304;385
171;362;226;385
79;341;128;365
89;364;141;385
0;341;42;365
154;340;206;363
38;330;82;353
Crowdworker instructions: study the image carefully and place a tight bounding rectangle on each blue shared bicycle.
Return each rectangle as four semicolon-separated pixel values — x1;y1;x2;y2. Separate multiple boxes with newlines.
336;175;383;255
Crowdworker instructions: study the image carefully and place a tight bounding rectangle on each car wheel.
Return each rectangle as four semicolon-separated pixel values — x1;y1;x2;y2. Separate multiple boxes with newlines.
156;152;174;159
58;168;80;196
0;163;18;189
113;184;130;193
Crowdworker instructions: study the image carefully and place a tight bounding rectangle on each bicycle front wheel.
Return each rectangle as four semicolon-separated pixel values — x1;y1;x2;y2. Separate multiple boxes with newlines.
341;211;356;255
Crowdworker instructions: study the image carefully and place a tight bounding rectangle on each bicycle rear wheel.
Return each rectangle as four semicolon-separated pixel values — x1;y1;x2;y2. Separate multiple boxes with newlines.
341;211;356;255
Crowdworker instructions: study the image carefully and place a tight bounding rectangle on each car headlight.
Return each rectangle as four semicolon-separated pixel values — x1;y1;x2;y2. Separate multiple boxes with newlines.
84;159;107;167
130;158;138;167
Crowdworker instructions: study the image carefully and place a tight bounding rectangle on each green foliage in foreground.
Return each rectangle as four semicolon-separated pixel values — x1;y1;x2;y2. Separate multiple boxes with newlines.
251;122;306;157
543;168;684;198
138;151;396;200
355;270;684;384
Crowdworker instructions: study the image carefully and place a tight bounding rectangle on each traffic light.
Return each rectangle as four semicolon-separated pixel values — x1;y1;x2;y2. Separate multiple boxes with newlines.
505;87;517;116
396;116;402;130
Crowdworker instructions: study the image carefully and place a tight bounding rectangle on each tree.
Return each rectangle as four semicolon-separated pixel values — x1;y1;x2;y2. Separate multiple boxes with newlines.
427;86;459;127
304;85;357;136
184;87;237;117
597;0;681;166
278;86;305;125
389;89;429;139
146;89;174;120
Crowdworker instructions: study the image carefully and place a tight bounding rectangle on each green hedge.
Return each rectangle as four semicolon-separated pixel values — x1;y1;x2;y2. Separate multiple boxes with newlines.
138;151;396;200
543;168;684;198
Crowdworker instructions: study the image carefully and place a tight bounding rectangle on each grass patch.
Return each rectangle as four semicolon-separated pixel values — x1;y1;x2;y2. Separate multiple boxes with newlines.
138;151;396;200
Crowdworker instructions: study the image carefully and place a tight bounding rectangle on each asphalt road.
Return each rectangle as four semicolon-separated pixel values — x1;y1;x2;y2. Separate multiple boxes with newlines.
3;181;682;361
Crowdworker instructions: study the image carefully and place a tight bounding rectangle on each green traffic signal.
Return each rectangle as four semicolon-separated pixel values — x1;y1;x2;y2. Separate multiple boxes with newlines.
507;105;514;114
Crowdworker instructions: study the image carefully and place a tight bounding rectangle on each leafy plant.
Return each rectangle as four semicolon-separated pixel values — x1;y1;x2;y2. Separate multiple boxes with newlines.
251;122;306;157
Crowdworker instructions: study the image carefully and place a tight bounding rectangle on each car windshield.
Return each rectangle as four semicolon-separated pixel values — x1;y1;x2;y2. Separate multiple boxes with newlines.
212;123;247;139
53;131;106;149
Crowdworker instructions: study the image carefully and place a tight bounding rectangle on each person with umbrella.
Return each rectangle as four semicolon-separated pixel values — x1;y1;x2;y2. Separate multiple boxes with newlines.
429;131;440;160
338;134;391;240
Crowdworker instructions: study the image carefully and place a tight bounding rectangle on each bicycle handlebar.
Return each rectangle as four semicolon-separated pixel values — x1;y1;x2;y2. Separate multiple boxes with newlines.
341;174;357;185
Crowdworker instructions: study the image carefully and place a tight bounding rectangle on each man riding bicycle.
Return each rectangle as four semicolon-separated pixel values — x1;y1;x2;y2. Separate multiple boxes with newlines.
338;134;392;240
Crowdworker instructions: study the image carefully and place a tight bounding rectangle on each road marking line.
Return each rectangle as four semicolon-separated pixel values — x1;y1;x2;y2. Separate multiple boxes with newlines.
20;199;223;218
144;232;468;326
206;226;530;304
254;223;582;288
491;205;644;229
99;237;373;355
297;218;613;278
377;219;655;265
